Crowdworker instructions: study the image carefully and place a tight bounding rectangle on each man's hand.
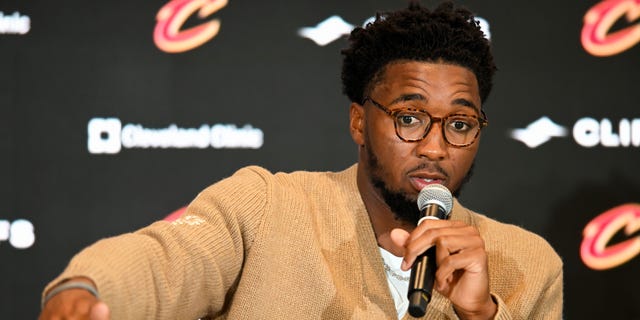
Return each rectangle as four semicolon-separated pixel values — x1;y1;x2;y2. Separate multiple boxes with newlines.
389;220;497;320
39;278;110;320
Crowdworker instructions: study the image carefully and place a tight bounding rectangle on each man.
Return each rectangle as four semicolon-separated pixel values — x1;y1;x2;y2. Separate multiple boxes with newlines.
40;2;563;319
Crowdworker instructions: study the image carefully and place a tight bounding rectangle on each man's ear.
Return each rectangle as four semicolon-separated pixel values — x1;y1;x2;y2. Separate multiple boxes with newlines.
349;102;365;146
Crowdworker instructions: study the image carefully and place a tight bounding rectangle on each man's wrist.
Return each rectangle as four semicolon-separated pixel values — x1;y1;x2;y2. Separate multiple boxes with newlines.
454;296;498;320
42;277;99;308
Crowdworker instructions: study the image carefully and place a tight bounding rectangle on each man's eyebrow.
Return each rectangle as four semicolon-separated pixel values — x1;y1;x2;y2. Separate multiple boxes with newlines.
389;94;426;105
388;94;479;111
452;98;479;111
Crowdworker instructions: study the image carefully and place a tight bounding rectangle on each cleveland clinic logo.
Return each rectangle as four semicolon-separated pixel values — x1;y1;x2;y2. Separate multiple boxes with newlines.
0;219;35;249
510;116;640;148
87;118;263;154
0;11;31;35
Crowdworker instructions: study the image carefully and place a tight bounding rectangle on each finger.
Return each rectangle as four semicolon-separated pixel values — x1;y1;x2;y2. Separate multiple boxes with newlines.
406;220;471;257
411;219;468;240
435;247;488;291
402;225;478;269
433;232;484;266
90;301;111;320
388;228;411;254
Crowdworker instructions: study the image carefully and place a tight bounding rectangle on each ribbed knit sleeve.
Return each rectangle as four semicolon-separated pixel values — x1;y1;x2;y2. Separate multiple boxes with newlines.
43;166;272;319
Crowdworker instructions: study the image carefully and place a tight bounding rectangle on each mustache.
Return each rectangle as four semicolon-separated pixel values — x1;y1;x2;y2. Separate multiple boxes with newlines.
407;162;449;179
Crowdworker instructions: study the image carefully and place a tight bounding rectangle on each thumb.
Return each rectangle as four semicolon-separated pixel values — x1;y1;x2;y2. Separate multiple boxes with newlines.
388;228;411;255
90;301;110;320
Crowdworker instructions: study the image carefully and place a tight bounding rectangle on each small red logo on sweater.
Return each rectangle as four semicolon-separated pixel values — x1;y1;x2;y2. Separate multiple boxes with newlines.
581;0;640;56
154;0;228;53
580;203;640;270
164;206;187;221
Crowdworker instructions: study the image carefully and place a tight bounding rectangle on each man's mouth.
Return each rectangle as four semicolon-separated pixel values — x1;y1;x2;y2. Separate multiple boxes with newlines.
409;176;446;191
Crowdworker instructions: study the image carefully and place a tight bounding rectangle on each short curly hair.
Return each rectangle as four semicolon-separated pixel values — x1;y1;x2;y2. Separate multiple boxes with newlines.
341;1;496;106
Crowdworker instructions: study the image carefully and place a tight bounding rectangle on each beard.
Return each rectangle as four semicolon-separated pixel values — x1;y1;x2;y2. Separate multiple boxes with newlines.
365;140;474;225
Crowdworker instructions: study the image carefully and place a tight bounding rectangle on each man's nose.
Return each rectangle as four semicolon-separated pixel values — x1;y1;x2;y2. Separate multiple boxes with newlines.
415;122;448;160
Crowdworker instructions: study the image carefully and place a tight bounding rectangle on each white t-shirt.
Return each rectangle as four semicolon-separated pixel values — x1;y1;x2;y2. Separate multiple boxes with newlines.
379;247;411;319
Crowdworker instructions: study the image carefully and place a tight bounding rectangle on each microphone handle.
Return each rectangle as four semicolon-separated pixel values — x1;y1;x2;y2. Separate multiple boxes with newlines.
408;246;437;317
407;204;443;317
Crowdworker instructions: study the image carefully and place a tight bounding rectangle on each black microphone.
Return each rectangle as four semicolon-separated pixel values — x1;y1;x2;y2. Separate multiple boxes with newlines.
407;184;453;317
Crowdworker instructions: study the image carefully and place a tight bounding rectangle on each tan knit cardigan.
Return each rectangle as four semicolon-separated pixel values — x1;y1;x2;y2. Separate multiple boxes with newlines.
45;165;563;319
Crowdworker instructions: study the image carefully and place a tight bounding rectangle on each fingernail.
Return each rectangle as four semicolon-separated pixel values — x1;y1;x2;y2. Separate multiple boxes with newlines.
401;260;408;270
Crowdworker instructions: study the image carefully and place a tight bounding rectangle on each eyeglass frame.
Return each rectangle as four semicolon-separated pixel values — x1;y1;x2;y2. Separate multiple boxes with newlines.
363;97;489;147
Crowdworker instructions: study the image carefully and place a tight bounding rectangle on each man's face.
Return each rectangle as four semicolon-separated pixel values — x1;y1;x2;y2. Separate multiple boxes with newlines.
351;61;482;224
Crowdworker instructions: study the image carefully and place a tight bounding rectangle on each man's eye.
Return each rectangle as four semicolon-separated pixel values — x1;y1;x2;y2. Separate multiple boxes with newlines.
448;118;474;132
397;114;422;126
453;121;468;130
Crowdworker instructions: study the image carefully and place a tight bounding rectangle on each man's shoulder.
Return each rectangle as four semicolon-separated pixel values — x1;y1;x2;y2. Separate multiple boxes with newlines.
196;164;358;202
229;164;358;187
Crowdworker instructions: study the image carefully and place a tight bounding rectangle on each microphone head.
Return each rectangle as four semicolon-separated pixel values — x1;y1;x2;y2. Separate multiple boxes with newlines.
417;184;453;214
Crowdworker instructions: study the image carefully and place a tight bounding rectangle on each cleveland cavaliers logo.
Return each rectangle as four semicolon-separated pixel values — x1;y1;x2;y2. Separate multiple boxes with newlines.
154;0;228;53
581;0;640;56
581;203;640;270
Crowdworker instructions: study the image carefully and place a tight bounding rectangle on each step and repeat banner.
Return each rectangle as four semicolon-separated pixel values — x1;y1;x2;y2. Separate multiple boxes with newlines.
1;0;638;318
